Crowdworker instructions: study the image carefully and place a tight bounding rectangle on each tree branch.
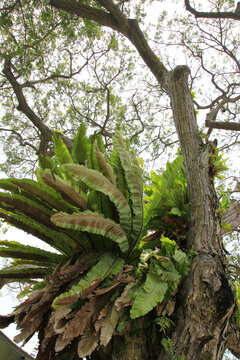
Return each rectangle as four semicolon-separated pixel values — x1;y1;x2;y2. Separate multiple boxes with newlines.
3;58;54;140
222;200;240;235
70;98;114;138
49;0;119;30
2;58;73;150
205;95;240;121
50;0;169;90
96;0;129;32
185;0;240;20
129;94;145;143
0;0;20;17
205;120;240;132
127;19;168;89
0;127;38;152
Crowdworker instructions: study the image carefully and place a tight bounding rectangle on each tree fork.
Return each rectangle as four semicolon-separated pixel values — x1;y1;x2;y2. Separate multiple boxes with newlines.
2;57;73;154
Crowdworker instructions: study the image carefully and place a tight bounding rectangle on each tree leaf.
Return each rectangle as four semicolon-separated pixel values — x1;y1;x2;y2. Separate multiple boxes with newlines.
170;207;182;217
0;209;76;255
143;155;188;233
52;133;73;165
150;259;181;282
94;141;116;185
72;123;88;165
94;302;111;332
100;303;120;346
63;164;132;236
115;282;136;312
55;294;109;353
0;312;15;329
14;314;43;343
130;272;168;319
113;131;143;250
52;254;124;308
173;249;190;275
41;306;72;351
0;191;53;226
55;297;97;352
51;212;129;253
38;154;63;178
77;324;99;358
0;240;65;263
40;169;87;210
110;148;129;200
0;264;52;279
9;178;75;213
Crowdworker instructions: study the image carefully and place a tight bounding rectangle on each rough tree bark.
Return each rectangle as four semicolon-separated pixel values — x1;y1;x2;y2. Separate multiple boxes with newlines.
222;201;240;235
47;1;240;359
206;120;240;132
159;66;229;359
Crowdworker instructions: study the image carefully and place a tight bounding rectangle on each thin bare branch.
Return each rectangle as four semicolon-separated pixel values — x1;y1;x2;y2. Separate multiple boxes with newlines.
129;94;145;143
50;0;169;90
185;0;240;21
3;58;54;140
0;0;20;17
21;51;93;88
0;127;38;152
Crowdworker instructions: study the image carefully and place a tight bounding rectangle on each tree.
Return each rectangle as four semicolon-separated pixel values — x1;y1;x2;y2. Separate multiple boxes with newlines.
0;0;240;359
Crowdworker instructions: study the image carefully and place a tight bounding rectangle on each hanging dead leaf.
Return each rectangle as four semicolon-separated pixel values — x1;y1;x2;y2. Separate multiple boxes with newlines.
77;324;99;358
55;293;111;353
55;297;97;352
142;231;162;242
100;303;120;347
41;306;72;351
93;280;121;296
115;282;136;312
0;314;15;328
94;301;111;332
14;314;43;343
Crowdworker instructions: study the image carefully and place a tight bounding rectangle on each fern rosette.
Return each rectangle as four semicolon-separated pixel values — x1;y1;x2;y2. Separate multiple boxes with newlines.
0;126;190;359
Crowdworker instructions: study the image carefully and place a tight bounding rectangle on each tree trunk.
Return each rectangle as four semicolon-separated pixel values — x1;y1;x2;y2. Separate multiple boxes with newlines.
157;257;235;360
154;66;235;360
87;65;237;360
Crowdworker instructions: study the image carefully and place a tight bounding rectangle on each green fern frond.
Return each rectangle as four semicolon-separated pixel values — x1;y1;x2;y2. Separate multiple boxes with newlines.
51;211;129;253
52;133;74;165
39;169;87;210
0;240;65;263
113;131;143;250
72;123;88;165
63;164;132;237
52;253;124;307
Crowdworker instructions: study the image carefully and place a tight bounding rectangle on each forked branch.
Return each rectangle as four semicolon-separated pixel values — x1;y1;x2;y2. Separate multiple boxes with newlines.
49;0;169;89
2;58;73;151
